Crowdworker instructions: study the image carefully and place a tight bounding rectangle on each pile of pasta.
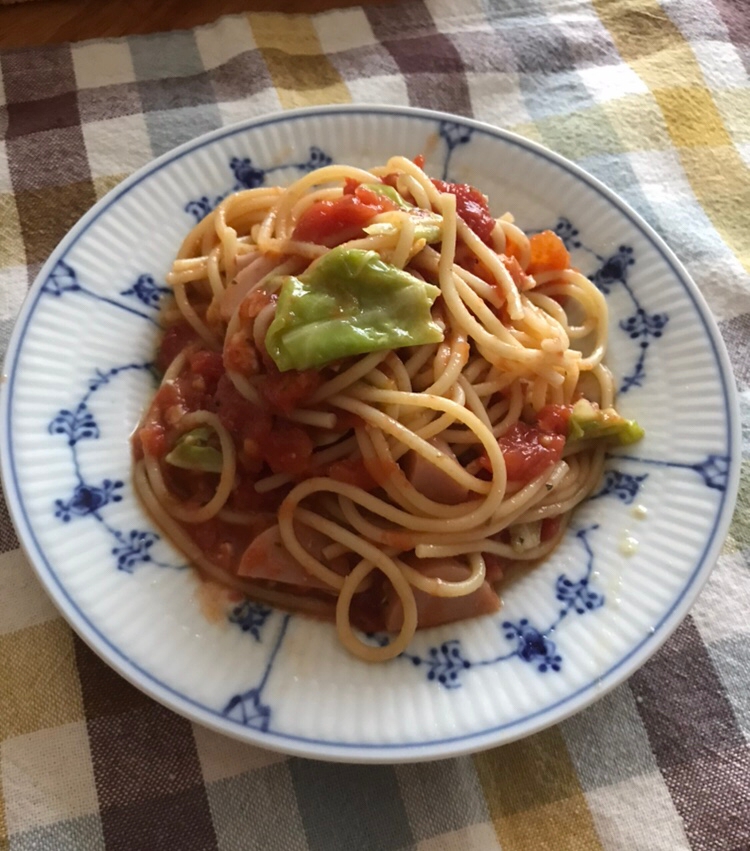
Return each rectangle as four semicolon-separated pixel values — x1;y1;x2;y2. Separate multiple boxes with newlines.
133;155;641;661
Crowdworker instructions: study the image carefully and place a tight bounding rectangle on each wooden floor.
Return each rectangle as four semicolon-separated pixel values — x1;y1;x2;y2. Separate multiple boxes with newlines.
0;0;389;49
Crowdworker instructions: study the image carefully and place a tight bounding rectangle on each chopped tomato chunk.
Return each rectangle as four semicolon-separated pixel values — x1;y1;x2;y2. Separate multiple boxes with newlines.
213;375;272;443
292;195;388;246
527;230;570;275
536;404;572;436
355;184;398;209
167;349;224;411
340;178;399;212
174;372;209;412
261;423;313;475
223;331;259;375
188;350;224;391
413;154;425;169
480;422;565;483
500;422;565;482
432;179;495;244
139;421;167;457
258;365;322;415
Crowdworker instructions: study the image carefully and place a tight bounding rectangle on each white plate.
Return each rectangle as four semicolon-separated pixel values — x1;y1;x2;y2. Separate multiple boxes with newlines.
0;106;740;762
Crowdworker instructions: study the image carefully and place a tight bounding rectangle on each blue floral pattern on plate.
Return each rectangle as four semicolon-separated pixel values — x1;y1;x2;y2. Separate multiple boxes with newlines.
226;526;603;706
185;146;333;220
120;274;171;309
399;525;603;689
591;470;648;504
223;614;291;732
229;600;274;642
43;262;167;326
553;218;669;394
48;363;183;573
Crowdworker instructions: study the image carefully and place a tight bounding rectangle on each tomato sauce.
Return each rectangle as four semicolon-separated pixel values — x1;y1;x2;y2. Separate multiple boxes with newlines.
157;321;199;372
258;365;322;415
480;418;566;484
213;375;271;440
137;420;167;458
431;179;496;245
454;242;494;285
188;350;224;393
501;255;533;291
141;329;331;516
327;457;377;491
261;423;314;475
536;404;572;435
292;191;396;246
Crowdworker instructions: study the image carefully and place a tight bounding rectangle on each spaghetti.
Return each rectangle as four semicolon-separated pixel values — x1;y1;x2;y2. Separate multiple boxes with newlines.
133;155;643;662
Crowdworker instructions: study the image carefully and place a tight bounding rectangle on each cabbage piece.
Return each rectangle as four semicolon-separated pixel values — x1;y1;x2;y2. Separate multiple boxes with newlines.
265;247;444;372
165;427;223;472
568;399;644;445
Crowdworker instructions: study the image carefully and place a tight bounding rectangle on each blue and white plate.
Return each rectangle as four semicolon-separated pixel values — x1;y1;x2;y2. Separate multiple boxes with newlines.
0;106;740;762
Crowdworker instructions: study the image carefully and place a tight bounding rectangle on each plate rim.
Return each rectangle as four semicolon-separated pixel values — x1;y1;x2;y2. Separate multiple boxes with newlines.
0;103;742;763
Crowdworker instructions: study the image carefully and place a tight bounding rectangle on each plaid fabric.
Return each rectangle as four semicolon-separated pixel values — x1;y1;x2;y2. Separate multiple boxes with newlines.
1;1;749;848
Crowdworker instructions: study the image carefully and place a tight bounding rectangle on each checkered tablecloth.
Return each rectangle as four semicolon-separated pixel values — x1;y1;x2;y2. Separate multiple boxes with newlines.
1;1;749;849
